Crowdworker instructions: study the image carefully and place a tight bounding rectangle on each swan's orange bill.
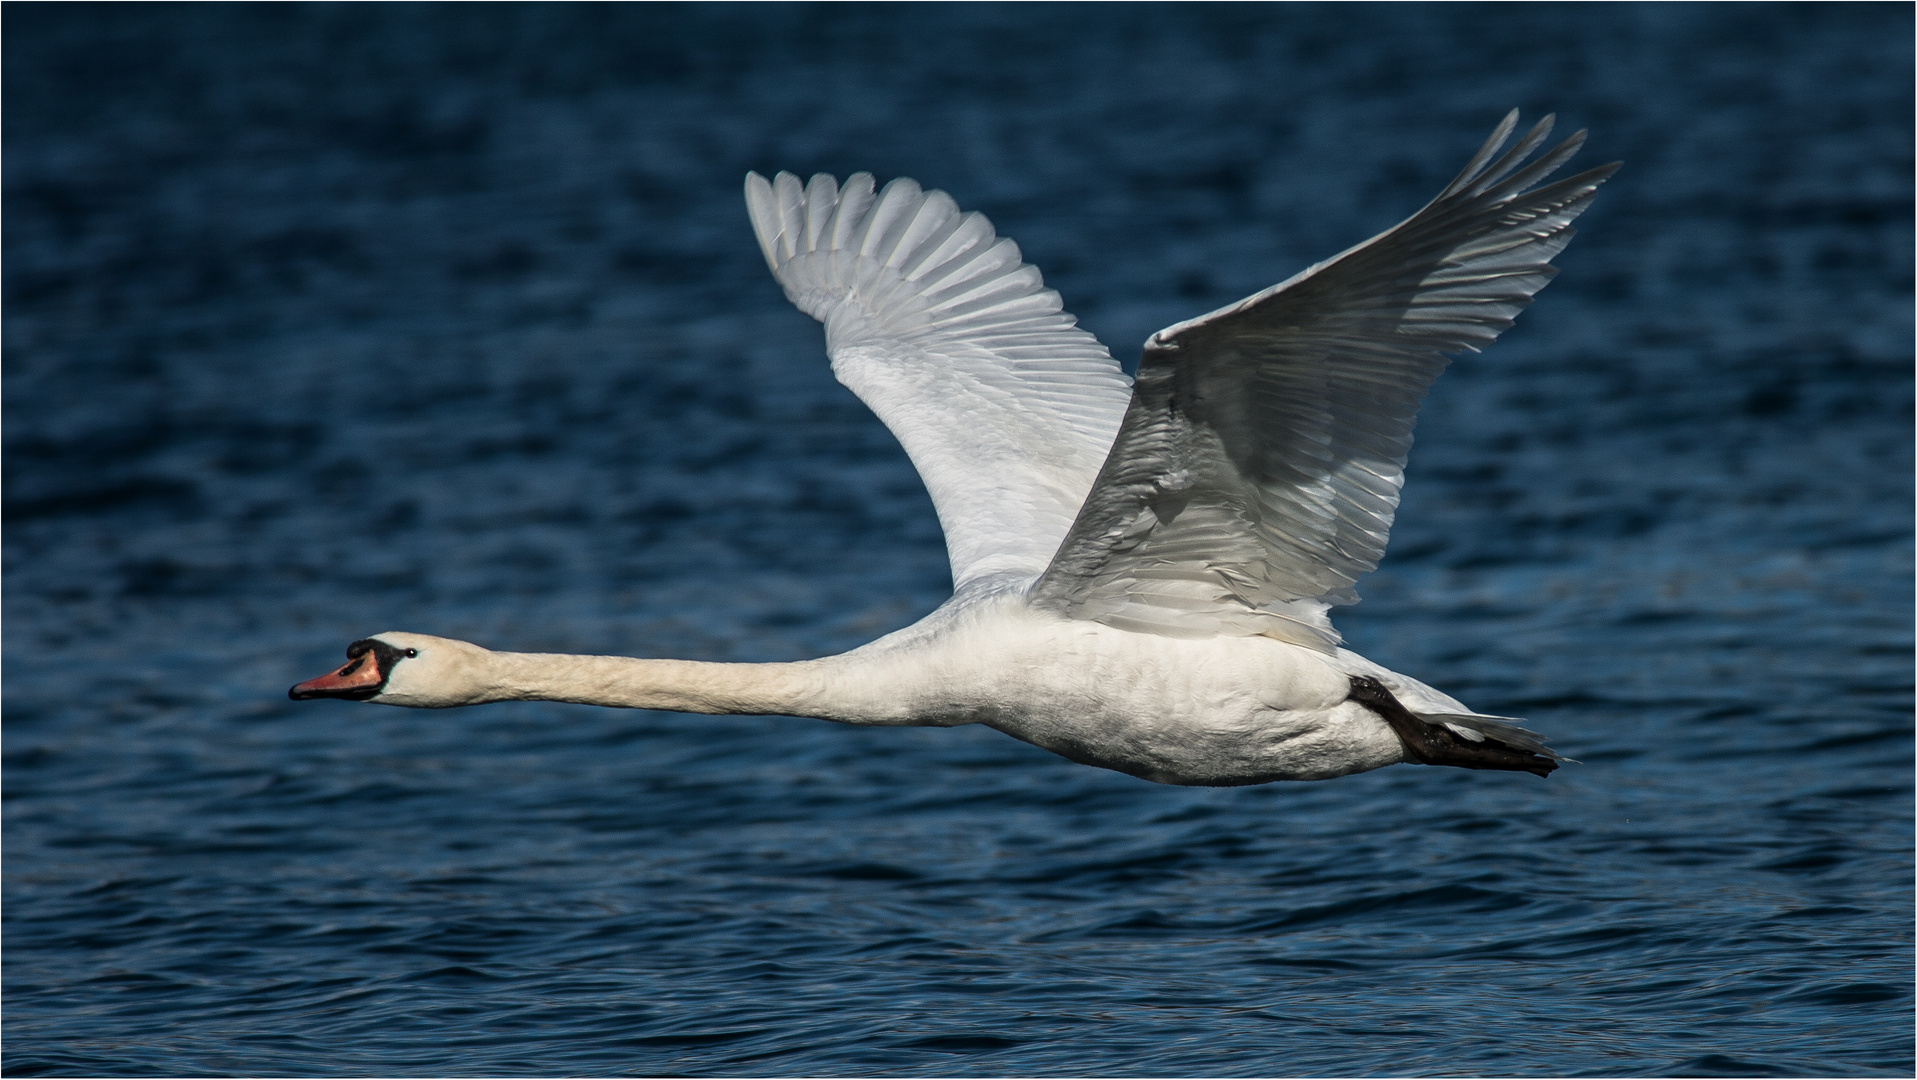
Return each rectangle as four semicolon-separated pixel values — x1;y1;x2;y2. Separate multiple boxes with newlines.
290;653;384;699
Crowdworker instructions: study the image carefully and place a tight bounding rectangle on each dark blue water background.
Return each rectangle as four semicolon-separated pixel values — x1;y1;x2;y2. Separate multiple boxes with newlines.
5;5;1911;1076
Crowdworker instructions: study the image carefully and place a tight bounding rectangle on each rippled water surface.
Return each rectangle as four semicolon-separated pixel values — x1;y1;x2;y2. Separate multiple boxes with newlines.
5;5;1911;1076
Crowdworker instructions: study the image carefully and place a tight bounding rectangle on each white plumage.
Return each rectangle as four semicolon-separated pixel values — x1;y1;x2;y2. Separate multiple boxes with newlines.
744;171;1132;592
295;112;1614;786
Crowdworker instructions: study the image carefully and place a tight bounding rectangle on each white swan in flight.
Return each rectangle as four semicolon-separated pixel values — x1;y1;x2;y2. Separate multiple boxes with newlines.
293;112;1616;786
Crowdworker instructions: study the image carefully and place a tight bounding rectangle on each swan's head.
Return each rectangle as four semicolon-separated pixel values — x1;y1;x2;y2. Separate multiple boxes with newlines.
289;632;496;708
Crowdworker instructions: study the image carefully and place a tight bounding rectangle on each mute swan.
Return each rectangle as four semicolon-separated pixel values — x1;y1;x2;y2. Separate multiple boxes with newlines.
292;111;1615;786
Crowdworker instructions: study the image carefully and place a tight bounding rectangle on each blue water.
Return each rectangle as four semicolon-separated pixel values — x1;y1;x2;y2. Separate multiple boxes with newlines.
5;5;1911;1076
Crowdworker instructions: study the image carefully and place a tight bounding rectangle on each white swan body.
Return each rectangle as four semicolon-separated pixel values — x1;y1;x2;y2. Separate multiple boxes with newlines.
350;606;1408;785
293;113;1616;785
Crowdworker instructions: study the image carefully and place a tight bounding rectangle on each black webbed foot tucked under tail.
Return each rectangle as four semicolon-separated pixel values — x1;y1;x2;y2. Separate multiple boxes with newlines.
1347;676;1559;778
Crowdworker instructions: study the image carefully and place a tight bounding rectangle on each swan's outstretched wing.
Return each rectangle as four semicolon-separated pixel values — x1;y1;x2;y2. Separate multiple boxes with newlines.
746;172;1132;592
1031;112;1619;649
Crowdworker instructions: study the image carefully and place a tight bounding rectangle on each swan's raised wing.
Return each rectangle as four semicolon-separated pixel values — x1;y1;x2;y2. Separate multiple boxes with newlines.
746;172;1132;593
1031;112;1619;649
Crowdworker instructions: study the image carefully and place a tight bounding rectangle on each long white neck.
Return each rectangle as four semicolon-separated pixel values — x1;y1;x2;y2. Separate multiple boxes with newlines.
486;652;837;716
372;632;919;723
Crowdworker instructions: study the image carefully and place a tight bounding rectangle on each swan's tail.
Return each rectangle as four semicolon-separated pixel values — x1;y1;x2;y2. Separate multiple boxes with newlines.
1427;713;1573;764
1331;650;1572;765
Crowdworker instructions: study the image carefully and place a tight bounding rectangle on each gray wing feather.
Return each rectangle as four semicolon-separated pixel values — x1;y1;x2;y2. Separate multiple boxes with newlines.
1032;112;1619;649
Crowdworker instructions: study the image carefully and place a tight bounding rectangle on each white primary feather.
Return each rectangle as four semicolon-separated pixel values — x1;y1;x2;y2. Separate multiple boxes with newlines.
744;170;1133;593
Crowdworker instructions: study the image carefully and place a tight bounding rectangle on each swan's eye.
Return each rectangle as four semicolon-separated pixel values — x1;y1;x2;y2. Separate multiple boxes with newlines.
404;648;419;658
